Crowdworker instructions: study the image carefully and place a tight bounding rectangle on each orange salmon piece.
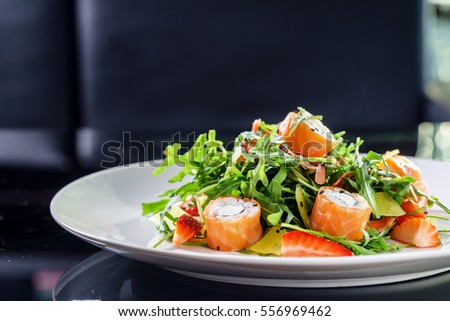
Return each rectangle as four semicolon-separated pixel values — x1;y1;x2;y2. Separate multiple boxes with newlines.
203;196;263;251
380;153;427;193
382;154;422;180
367;216;396;233
278;111;335;158
400;198;427;219
310;187;372;241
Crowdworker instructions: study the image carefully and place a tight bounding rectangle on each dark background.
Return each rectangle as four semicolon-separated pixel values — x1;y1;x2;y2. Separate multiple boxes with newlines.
1;0;450;300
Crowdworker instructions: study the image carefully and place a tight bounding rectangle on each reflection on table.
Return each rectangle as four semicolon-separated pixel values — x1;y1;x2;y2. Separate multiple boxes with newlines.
53;250;450;301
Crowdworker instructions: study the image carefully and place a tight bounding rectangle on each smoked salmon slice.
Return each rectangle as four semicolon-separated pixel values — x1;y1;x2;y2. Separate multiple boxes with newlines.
380;152;427;193
278;110;335;158
367;216;396;233
381;153;422;180
203;196;263;251
310;186;372;241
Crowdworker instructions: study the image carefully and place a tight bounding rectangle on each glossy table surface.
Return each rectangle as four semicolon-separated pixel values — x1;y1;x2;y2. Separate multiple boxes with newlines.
53;250;450;301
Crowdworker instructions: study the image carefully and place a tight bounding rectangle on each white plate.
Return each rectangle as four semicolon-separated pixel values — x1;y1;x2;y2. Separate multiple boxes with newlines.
50;158;450;288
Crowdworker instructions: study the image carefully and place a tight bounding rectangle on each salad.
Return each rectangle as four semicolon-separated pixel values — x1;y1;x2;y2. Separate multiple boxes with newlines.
142;107;450;257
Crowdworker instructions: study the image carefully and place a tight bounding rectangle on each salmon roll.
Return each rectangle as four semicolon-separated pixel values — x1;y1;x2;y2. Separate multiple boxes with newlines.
278;111;336;158
203;196;263;251
310;187;372;241
380;153;422;180
379;153;427;193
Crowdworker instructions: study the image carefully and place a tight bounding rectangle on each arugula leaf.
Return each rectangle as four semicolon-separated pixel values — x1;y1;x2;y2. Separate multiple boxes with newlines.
268;165;287;202
295;185;311;229
353;142;381;218
141;198;170;216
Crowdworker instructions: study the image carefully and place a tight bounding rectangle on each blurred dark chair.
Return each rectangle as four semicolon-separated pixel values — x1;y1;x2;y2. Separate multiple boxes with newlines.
0;0;75;171
1;0;450;173
74;0;435;168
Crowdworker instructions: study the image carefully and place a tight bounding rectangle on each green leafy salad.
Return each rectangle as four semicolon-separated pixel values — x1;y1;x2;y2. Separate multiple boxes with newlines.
142;107;450;257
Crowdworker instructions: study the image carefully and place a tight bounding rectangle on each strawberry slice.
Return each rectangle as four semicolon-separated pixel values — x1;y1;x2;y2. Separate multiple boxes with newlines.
395;213;426;226
172;214;203;245
390;217;440;248
183;205;199;217
281;231;353;257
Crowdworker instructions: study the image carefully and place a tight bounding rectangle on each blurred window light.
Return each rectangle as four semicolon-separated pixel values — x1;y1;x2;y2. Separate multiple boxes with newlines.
417;122;450;162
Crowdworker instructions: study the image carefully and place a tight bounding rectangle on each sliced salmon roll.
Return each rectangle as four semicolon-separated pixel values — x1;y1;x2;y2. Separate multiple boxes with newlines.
310;187;372;241
203;196;263;251
381;153;422;180
380;152;427;193
278;111;336;158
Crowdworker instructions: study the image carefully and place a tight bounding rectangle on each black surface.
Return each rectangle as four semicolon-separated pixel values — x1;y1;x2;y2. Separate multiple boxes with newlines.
0;168;97;300
54;251;450;301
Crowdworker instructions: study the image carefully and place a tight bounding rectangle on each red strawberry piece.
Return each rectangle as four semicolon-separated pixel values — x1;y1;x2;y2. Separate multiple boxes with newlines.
281;230;353;257
183;205;199;217
390;217;440;248
395;213;426;226
172;214;203;245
